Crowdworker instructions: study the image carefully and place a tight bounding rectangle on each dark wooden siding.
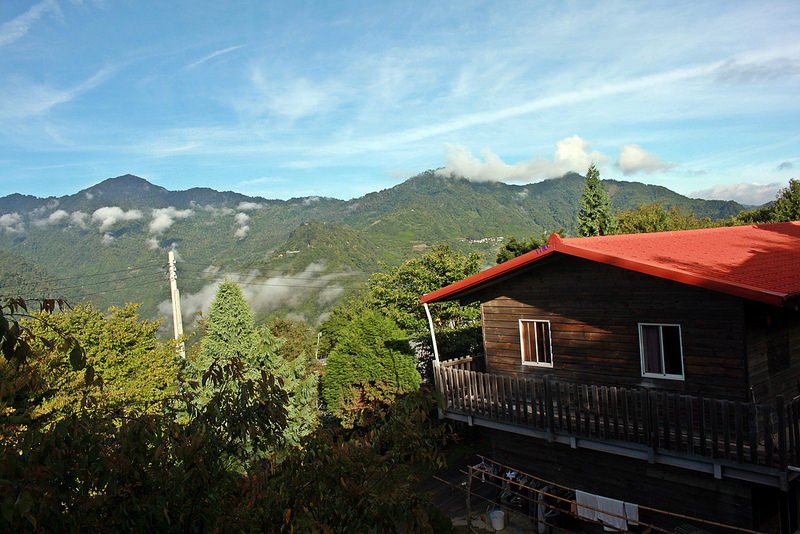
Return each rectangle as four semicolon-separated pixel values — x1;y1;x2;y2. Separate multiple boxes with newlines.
488;430;774;532
746;302;800;402
472;254;748;400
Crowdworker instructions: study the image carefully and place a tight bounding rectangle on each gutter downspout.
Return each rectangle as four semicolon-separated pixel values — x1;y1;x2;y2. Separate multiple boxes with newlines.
423;303;440;363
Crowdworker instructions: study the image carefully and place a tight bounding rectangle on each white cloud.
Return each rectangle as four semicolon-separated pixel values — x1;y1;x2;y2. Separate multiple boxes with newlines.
234;225;250;239
691;182;783;206
237;201;263;211
202;205;236;217
617;144;674;175
33;209;69;226
101;232;114;245
437;135;607;183
70;211;89;228
233;212;250;239
146;236;159;250
0;0;58;47
0;213;24;234
91;206;143;231
161;263;351;327
149;206;194;236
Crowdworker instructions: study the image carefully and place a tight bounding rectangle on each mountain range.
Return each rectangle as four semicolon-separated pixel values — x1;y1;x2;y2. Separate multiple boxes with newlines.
0;171;745;326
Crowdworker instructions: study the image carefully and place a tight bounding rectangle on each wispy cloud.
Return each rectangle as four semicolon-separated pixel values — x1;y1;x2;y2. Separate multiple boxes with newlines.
185;44;246;70
0;67;115;120
0;0;58;47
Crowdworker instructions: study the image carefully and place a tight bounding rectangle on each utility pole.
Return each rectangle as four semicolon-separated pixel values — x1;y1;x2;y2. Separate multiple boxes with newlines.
168;250;186;358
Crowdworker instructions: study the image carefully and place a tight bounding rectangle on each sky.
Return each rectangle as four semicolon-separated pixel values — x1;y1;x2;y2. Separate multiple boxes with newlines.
1;1;799;205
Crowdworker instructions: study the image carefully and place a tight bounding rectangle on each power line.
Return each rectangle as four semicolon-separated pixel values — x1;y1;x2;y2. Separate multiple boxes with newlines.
9;261;163;286
38;270;164;293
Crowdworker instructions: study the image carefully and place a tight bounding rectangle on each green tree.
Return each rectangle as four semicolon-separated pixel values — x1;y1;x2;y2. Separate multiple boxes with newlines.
368;244;481;339
196;280;318;448
495;228;565;263
17;304;178;428
616;203;715;234
773;178;800;221
321;309;421;428
735;178;800;224
197;280;260;373
577;163;617;236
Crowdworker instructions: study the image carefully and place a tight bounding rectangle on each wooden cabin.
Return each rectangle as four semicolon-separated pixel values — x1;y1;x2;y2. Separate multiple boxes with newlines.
421;222;800;532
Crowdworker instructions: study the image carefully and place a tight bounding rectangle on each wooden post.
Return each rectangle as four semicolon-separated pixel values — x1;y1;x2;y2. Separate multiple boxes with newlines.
466;466;473;533
777;395;787;468
545;375;555;438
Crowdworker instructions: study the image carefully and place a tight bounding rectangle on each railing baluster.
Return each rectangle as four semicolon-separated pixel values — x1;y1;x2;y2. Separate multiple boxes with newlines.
674;394;683;453
764;405;774;467
748;403;758;464
735;401;744;464
686;396;695;455
723;401;731;460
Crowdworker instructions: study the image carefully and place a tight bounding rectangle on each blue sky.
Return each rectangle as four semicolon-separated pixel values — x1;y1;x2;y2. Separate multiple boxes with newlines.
1;1;799;205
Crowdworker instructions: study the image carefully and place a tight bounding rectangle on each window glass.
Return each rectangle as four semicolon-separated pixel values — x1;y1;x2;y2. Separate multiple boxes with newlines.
641;325;662;374
536;322;551;364
640;323;684;379
519;320;552;366
662;326;683;375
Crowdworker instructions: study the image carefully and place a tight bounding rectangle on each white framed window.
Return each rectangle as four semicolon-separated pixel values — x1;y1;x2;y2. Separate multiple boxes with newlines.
638;323;684;380
519;319;553;367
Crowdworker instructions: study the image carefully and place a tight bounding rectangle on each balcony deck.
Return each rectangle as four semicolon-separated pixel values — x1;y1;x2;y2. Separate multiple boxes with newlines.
434;357;800;489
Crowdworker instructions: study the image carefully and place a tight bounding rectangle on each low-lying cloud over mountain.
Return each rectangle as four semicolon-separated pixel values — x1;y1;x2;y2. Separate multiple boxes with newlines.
159;262;349;326
691;182;783;206
437;135;606;183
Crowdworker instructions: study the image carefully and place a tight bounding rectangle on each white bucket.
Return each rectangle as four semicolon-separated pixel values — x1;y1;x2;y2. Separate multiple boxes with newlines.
488;509;505;531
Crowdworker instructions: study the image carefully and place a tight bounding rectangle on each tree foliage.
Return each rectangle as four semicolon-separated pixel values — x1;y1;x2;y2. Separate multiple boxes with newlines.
3;303;177;437
197;280;260;372
495;228;565;263
577;163;617;236
195;280;318;449
368;244;482;336
321;309;421;428
616;203;715;234
736;178;800;223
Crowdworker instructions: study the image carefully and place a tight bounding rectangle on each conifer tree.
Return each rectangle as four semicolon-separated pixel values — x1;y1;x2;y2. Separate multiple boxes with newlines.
195;279;318;448
577;163;617;236
197;279;260;373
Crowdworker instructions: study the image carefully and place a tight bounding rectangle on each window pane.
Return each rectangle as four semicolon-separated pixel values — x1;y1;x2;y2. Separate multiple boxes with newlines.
641;325;662;374
536;322;551;364
521;322;535;362
662;326;682;375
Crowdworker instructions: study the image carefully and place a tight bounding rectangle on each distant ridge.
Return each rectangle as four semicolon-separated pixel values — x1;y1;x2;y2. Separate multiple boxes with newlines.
0;171;749;321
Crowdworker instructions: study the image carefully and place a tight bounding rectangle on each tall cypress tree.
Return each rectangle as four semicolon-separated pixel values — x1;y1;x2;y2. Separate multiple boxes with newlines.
577;163;617;236
195;279;318;448
197;279;260;372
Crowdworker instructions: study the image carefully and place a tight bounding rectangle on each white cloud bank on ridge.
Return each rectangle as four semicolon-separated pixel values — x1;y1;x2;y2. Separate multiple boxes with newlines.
91;206;143;231
437;135;607;183
158;263;348;326
149;207;194;235
691;182;783;206
617;144;674;175
0;213;24;234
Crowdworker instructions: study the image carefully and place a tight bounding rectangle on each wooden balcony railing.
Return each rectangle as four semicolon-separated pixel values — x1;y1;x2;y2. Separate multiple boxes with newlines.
434;362;800;472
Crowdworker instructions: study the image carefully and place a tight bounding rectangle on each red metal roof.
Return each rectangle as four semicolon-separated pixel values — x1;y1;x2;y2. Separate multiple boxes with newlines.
420;222;800;307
